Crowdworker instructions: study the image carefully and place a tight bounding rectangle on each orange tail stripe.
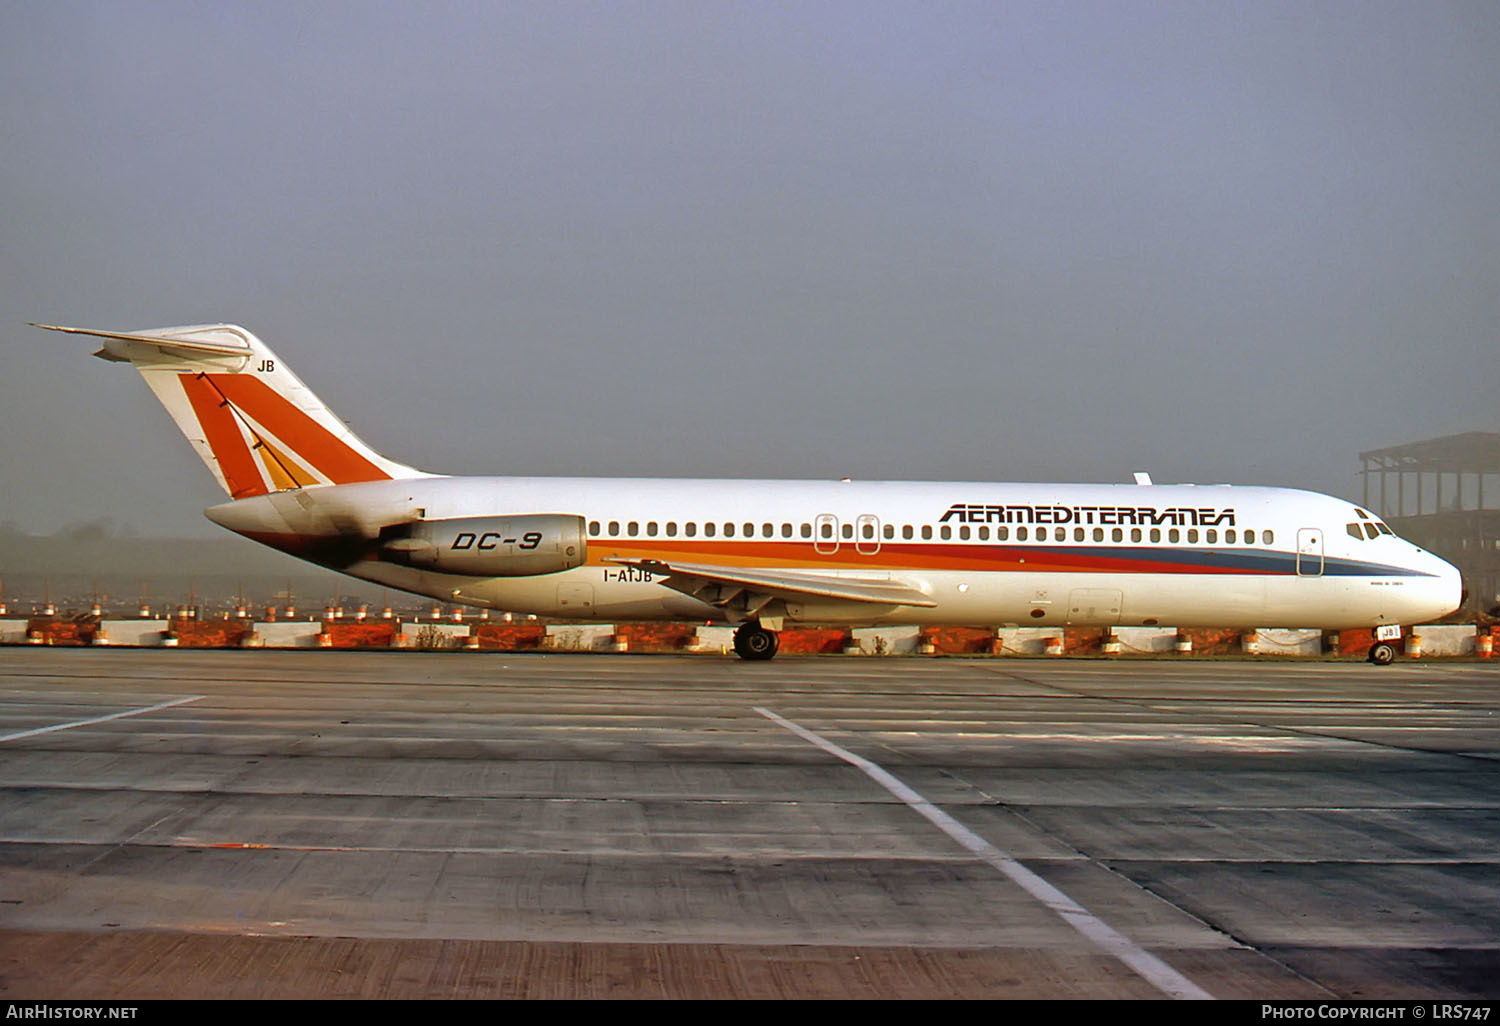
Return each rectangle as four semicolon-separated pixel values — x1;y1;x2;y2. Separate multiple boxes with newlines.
206;374;390;485
178;374;268;498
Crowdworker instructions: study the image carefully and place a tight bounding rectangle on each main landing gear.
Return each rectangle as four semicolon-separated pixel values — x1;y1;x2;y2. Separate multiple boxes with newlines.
733;621;780;661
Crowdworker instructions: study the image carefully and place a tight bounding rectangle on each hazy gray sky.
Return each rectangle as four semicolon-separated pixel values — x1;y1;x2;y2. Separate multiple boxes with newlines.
3;1;1496;538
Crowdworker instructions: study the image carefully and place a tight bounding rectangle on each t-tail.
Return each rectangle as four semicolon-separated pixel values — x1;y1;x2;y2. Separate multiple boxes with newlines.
33;323;428;497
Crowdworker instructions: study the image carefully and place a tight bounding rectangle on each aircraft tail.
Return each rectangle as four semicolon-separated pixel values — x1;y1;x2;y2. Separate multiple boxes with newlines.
35;323;427;499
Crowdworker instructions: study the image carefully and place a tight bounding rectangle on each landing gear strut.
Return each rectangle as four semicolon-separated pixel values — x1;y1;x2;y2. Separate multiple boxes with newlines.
733;621;780;661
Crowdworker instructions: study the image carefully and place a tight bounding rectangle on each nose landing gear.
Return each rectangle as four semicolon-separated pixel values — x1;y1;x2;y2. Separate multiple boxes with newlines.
733;621;780;661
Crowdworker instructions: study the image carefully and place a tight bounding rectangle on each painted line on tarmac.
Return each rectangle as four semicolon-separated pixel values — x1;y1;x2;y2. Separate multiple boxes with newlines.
756;705;1214;1001
0;696;204;743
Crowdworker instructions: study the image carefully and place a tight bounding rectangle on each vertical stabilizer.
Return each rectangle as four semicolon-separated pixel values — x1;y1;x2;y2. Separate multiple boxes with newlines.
34;323;428;498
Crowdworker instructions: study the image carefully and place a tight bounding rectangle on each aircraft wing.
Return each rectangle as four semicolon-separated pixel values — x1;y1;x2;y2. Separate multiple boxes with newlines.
606;557;937;618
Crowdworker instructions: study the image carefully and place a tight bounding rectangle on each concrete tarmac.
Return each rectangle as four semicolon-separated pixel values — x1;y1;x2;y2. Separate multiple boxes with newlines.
0;649;1496;999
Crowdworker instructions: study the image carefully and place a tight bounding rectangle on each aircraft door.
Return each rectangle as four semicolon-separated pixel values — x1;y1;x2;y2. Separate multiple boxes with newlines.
856;514;881;555
1296;528;1324;577
814;514;839;555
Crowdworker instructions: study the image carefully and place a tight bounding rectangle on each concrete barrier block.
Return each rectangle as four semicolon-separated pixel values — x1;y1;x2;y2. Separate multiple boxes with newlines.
1251;629;1323;656
690;626;737;654
850;626;921;655
251;621;324;648
543;624;615;651
994;627;1062;655
1410;624;1476;657
1108;627;1179;654
0;619;33;644
93;620;170;647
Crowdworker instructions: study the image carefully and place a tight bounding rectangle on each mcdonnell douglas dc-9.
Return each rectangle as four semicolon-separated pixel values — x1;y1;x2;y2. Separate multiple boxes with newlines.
37;323;1460;663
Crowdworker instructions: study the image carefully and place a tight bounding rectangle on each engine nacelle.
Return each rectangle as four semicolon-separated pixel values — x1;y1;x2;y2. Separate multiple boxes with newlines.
381;514;587;577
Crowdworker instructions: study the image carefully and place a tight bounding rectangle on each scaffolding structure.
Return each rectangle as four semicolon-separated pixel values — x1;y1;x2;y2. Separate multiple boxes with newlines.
1360;431;1500;613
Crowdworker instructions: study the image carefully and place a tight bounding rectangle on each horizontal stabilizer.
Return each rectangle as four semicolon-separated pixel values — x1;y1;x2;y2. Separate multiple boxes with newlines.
32;323;252;360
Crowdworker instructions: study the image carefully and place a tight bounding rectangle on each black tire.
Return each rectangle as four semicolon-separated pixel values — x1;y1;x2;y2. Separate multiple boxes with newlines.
1368;641;1396;666
733;624;780;661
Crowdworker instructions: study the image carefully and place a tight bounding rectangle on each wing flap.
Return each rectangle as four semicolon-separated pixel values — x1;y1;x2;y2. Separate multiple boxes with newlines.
608;557;937;608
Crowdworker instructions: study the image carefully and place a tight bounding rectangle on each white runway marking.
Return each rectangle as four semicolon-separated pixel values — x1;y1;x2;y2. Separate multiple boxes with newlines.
757;705;1214;1001
0;696;204;743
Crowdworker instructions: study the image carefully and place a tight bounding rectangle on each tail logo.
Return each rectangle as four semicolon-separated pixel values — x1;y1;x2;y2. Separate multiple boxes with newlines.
178;372;390;498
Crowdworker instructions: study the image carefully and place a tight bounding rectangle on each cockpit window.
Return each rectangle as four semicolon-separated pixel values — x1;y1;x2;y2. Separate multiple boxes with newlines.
1376;523;1393;536
1347;524;1363;540
1363;523;1379;540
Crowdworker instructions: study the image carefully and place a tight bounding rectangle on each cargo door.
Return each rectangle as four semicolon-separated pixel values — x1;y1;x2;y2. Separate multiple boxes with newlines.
1067;588;1122;625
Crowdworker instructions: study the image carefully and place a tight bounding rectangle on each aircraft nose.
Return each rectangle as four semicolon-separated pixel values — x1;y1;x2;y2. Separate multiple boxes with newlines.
1426;555;1464;621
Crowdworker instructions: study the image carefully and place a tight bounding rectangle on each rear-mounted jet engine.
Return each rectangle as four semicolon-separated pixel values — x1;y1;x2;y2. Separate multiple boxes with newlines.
381;515;587;577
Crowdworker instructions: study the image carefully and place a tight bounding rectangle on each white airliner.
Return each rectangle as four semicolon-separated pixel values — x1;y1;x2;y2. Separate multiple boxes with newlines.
37;322;1461;663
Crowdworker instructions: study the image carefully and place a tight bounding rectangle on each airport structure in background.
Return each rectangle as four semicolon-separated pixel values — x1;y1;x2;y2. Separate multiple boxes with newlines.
1360;431;1500;615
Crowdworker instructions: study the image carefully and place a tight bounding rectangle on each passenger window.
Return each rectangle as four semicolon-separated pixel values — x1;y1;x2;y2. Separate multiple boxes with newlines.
1243;530;1254;544
608;521;620;536
1111;528;1122;542
958;525;970;540
628;522;640;537
1074;527;1085;542
666;522;677;537
1055;527;1066;541
589;521;601;536
922;525;933;540
1130;528;1141;542
744;523;754;537
1149;528;1161;543
782;523;793;538
1206;529;1216;543
978;526;990;540
646;521;658;536
724;523;735;537
863;523;876;539
841;523;853;540
1264;530;1274;544
997;526;1009;541
883;524;894;539
1187;529;1198;543
1094;528;1105;542
801;523;812;538
705;523;716;537
1017;526;1028;541
1226;529;1236;543
820;523;833;539
1168;529;1180;543
902;525;914;540
763;523;774;538
940;525;952;540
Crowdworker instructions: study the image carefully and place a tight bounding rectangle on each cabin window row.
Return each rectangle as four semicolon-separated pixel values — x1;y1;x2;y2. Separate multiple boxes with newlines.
586;520;1272;546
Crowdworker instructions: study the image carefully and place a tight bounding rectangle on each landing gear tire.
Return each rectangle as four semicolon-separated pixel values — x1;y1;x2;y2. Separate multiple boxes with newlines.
1368;641;1396;666
733;623;780;661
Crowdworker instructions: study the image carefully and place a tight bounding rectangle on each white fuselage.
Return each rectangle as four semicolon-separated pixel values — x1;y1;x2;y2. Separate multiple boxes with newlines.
207;476;1462;629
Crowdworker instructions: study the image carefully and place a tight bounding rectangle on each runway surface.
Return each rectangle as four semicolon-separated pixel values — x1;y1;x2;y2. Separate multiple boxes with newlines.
0;649;1497;999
